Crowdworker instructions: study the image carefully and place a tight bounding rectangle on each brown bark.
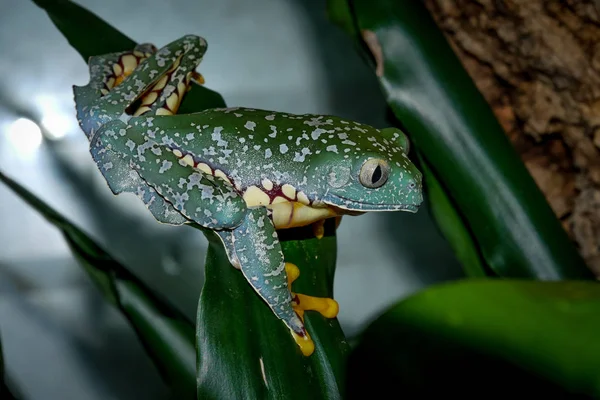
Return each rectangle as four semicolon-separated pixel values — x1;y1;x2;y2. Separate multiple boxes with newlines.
423;0;600;275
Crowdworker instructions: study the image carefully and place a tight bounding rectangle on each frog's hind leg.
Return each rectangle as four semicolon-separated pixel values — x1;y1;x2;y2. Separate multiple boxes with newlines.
73;43;157;140
229;207;338;356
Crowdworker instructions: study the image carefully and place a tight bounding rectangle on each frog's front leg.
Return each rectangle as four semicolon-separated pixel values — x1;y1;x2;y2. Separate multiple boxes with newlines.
222;207;339;356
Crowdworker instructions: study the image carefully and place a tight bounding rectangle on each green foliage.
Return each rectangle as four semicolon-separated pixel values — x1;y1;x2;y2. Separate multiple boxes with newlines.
327;0;592;280
197;227;349;399
348;279;600;397
1;0;596;398
0;170;196;398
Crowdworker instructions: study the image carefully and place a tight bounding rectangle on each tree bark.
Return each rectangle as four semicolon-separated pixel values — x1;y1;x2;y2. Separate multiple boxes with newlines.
423;0;600;275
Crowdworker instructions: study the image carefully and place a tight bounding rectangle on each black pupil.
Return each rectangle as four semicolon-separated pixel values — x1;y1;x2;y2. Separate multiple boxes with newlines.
371;165;382;184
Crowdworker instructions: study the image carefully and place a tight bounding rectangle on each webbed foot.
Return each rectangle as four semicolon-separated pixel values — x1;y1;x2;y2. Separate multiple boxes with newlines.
311;216;344;240
285;262;339;356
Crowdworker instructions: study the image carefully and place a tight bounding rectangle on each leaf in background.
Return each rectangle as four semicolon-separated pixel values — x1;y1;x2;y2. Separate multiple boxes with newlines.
0;171;196;398
196;225;350;399
347;279;600;397
327;0;592;280
31;0;226;112
417;155;489;278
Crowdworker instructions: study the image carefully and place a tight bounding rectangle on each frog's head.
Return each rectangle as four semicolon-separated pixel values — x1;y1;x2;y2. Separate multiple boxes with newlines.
73;35;207;139
316;127;423;213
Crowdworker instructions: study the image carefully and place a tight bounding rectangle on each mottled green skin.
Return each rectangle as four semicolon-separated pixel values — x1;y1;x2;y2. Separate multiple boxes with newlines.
74;35;424;345
99;108;422;210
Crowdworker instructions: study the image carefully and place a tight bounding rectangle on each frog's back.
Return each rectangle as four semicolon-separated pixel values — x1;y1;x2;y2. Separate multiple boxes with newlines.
126;107;403;194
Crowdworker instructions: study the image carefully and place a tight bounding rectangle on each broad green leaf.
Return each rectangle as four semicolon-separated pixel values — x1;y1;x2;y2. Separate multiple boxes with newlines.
417;154;488;278
348;279;600;397
32;0;226;112
196;225;350;399
327;0;592;280
0;171;196;398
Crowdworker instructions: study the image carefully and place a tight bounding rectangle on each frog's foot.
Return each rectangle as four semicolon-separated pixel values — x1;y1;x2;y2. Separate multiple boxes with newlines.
285;262;339;356
190;71;205;85
312;219;326;240
311;216;344;240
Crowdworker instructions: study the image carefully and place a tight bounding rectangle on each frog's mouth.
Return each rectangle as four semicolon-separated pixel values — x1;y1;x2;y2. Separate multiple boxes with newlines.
323;194;421;213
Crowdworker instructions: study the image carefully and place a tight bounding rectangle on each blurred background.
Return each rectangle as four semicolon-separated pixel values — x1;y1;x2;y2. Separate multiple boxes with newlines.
0;0;463;398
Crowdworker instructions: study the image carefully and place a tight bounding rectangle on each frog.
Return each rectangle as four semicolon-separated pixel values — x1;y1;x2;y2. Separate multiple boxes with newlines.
73;34;424;356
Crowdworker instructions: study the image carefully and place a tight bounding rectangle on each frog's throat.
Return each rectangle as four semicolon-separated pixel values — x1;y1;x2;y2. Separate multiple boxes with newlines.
267;201;339;230
323;195;420;213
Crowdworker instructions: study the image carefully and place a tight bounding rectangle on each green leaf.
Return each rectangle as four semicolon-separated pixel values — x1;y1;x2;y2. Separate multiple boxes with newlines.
417;154;488;278
32;0;225;111
348;279;600;397
328;0;592;280
196;224;350;399
0;171;196;398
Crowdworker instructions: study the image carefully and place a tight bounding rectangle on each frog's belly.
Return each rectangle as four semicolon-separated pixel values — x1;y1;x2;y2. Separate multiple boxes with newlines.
267;202;338;230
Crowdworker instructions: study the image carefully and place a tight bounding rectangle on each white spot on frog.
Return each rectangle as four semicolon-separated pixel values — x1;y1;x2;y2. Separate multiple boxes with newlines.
293;148;312;162
269;125;277;138
159;160;172;173
244;121;256;131
311;128;326;140
279;144;289;154
126;139;136;151
265;148;272;158
326;145;338;153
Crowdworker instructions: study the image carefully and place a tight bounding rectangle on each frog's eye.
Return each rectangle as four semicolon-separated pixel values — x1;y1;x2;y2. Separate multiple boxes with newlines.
359;158;390;189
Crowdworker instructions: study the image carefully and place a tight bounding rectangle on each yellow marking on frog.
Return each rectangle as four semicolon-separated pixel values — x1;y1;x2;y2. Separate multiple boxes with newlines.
243;185;271;207
196;162;212;175
172;149;183;158
214;169;231;184
191;71;205;85
282;184;296;199
166;92;179;111
112;63;123;77
296;191;310;205
156;108;173;116
121;54;138;75
285;262;339;356
133;106;152;117
268;201;338;230
261;178;274;191
106;77;116;89
153;75;169;91
177;81;187;96
100;88;109;96
271;196;288;205
140;91;158;106
312;220;326;239
182;154;195;167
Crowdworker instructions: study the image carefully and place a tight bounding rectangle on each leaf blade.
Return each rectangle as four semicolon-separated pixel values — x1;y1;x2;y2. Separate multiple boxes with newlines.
196;226;349;400
349;279;600;397
0;170;196;398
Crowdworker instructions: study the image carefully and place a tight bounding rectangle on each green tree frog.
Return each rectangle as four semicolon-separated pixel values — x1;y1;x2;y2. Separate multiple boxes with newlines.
73;35;423;356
